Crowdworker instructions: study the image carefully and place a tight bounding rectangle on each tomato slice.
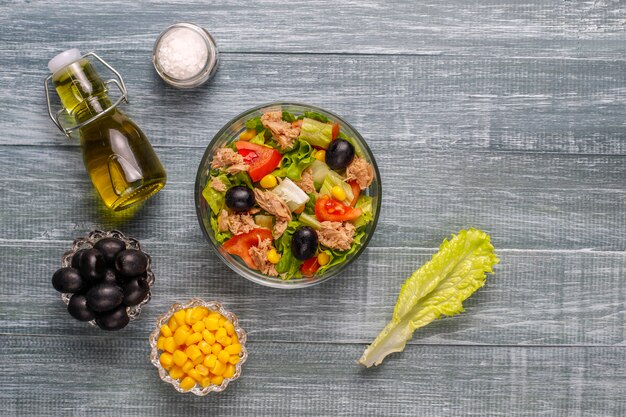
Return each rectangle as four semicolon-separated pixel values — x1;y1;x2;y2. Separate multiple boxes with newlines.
235;141;282;182
300;256;320;276
222;228;273;269
315;195;362;222
331;122;340;140
348;180;361;207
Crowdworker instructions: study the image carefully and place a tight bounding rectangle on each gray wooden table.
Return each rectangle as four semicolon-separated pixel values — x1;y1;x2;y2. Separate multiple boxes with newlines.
1;1;625;416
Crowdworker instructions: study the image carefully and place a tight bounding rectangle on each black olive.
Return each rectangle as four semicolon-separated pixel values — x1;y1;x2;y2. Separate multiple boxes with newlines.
225;186;256;212
122;277;150;306
67;293;96;322
52;267;84;293
94;237;126;266
115;249;148;277
79;248;106;284
86;283;124;312
101;269;120;286
291;226;319;260
71;249;88;269
325;139;355;170
95;305;129;331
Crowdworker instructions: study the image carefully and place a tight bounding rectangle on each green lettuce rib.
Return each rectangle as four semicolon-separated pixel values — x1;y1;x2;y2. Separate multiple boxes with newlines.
358;228;499;367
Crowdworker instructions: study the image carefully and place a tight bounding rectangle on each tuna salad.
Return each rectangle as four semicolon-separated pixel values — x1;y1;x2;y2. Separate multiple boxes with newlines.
202;109;376;280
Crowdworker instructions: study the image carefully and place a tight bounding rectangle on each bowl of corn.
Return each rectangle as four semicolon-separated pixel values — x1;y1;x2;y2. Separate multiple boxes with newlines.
149;298;247;395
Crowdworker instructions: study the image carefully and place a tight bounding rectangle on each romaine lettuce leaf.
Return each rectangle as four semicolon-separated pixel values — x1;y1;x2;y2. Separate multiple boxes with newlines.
249;130;266;145
272;140;315;181
358;228;498;367
245;116;264;132
202;174;232;215
210;215;232;244
352;195;373;229
302;111;329;123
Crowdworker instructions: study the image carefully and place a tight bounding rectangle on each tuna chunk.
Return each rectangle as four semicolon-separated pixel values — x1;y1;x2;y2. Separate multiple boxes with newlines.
273;219;289;239
248;238;279;276
210;176;227;192
345;156;374;190
253;188;292;222
211;148;248;175
261;111;300;150
295;167;315;194
218;209;260;236
317;221;356;251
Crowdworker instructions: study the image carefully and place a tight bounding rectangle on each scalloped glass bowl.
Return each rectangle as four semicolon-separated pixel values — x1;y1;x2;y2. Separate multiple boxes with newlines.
149;298;248;395
194;102;382;289
59;230;155;326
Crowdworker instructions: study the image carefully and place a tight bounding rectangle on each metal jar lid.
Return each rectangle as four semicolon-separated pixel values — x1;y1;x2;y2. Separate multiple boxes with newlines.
152;23;219;89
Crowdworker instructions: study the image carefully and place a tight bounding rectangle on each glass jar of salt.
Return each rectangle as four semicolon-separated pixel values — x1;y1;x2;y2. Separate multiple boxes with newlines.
152;23;219;88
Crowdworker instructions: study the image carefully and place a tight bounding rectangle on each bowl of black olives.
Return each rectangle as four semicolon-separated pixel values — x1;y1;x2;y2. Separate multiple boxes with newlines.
195;103;381;288
51;230;155;330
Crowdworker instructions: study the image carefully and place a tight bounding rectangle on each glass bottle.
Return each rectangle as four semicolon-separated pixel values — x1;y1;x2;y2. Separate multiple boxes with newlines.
45;49;167;211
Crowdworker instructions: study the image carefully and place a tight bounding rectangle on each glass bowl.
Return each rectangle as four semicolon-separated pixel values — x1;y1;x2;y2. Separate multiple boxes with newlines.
194;102;381;289
148;298;248;395
59;229;155;327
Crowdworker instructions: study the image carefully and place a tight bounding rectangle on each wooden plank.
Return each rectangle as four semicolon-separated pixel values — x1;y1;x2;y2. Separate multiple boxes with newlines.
1;242;624;346
1;0;625;58
1;54;624;154
1;336;624;416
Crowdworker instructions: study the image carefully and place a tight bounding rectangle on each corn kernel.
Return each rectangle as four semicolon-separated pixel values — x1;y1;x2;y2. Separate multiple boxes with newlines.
197;340;211;355
202;329;216;345
169;366;184;380
217;336;232;347
225;343;242;355
239;129;256;141
211;360;226;376
159;352;173;370
228;355;241;365
331;185;346;201
185;332;203;346
163;337;177;354
185;308;195;325
189;307;206;324
314;150;326;161
173;350;188;367
223;364;236;379
231;334;239;344
317;251;330;266
185;345;202;361
211;343;223;355
182;360;194;373
157;336;166;350
223;321;235;336
204;315;219;331
196;306;210;317
167;317;178;332
266;248;280;264
193;354;205;365
195;364;210;376
211;375;225;385
217;350;231;364
192;321;205;333
180;376;196;391
187;368;202;382
215;328;227;339
173;310;187;327
160;324;173;338
260;174;277;189
204;354;217;369
173;327;190;345
218;317;227;328
199;377;212;388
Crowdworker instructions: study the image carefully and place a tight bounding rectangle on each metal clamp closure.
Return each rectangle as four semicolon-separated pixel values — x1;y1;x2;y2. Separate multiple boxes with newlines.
44;52;129;139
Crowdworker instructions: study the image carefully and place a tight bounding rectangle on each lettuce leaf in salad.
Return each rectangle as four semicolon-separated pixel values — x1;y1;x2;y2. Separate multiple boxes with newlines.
358;229;499;367
274;221;303;278
202;174;232;215
249;130;266;145
272;140;315;181
245;116;264;132
282;111;297;123
210;215;232;244
301;111;329;123
352;195;373;229
316;229;367;276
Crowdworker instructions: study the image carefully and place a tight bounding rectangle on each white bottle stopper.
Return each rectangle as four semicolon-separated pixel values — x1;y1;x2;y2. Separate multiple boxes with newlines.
48;49;82;74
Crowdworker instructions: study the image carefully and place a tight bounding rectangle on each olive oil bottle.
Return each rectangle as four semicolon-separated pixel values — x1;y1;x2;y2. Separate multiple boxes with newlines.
45;49;166;211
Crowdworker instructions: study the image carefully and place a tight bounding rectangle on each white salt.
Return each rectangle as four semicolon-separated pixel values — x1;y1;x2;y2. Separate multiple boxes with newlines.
156;27;209;80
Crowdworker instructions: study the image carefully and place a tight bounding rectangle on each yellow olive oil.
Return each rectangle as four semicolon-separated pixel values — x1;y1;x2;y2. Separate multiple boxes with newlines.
51;58;166;211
